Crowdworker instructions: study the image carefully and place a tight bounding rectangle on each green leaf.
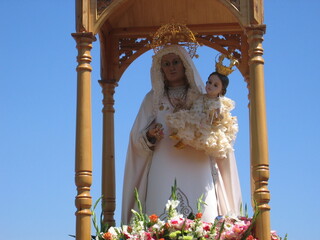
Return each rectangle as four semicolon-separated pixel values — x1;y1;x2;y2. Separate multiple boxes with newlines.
171;179;178;201
245;203;248;218
169;230;181;239
216;220;225;240
187;212;195;220
182;236;193;240
92;196;103;212
196;194;207;213
240;202;260;240
91;196;108;240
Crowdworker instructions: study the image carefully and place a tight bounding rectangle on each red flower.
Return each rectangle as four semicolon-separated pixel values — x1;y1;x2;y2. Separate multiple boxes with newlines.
203;224;210;231
149;214;159;223
195;212;202;219
102;232;113;240
246;235;254;240
164;223;170;229
123;233;131;239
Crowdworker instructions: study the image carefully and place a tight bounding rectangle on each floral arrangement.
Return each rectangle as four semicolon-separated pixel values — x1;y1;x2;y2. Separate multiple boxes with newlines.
92;182;286;240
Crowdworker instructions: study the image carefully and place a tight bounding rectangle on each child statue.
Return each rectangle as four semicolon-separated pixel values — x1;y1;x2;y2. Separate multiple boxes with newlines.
166;55;238;159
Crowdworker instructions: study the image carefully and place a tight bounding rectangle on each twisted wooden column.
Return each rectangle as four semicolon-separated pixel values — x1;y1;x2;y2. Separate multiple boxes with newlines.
247;25;271;240
72;32;96;240
99;79;118;226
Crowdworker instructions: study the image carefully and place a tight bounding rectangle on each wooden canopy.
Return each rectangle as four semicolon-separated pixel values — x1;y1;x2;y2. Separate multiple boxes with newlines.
72;0;270;240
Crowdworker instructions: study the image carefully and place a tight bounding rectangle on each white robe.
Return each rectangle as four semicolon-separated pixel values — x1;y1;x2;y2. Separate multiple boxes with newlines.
146;94;218;222
121;45;242;224
121;91;242;224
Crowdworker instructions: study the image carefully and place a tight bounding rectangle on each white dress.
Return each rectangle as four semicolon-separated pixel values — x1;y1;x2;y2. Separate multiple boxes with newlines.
146;95;218;222
166;95;238;159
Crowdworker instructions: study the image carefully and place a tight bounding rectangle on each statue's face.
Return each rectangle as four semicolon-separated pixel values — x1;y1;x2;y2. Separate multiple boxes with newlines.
206;75;223;98
161;53;186;87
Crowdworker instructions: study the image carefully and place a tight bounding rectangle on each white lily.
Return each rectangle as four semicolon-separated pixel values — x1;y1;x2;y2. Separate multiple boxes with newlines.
165;199;180;211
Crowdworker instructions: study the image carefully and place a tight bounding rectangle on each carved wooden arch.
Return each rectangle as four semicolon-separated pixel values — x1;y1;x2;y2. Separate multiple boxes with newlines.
110;33;248;84
196;34;248;76
94;0;250;83
94;0;134;34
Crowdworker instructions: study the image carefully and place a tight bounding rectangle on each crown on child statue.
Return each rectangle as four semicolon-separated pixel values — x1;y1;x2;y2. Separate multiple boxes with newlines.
149;22;200;58
215;53;239;76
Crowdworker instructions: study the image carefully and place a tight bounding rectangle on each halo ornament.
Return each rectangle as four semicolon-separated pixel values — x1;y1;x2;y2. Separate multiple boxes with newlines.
149;22;200;58
215;53;239;76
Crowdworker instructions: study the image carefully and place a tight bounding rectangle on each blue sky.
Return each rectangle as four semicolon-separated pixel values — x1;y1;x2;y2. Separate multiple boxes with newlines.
1;1;319;240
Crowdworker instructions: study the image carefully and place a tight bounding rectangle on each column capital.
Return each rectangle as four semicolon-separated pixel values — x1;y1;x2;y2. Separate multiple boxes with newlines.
71;32;97;42
99;79;118;114
246;24;267;34
99;79;119;88
247;26;265;66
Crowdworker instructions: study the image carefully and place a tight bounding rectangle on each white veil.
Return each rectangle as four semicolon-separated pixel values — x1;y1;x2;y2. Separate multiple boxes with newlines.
150;45;205;115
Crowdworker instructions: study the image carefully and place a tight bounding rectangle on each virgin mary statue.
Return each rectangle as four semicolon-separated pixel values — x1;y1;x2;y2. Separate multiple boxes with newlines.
121;45;242;224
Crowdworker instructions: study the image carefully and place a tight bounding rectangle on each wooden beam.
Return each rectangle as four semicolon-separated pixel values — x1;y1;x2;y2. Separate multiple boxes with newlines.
107;23;243;38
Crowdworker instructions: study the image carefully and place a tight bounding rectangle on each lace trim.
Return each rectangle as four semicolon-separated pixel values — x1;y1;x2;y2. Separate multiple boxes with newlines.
166;96;238;159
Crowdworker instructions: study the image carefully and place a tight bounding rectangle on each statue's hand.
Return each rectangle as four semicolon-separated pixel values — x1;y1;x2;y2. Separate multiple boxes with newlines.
147;123;164;143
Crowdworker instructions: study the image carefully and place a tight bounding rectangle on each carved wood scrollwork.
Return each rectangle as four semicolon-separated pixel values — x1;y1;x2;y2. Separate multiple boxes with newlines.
196;34;242;60
97;0;113;16
115;34;246;79
118;37;152;66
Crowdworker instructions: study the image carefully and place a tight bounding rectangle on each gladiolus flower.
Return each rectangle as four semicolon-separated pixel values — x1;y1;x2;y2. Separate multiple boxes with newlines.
195;212;202;219
165;200;180;211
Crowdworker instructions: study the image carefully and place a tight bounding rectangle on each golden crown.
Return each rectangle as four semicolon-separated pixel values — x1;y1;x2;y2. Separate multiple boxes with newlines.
149;22;200;58
215;54;239;76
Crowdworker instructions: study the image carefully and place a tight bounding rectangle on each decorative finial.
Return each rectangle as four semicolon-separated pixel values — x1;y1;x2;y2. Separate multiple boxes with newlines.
149;21;200;58
215;53;239;76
